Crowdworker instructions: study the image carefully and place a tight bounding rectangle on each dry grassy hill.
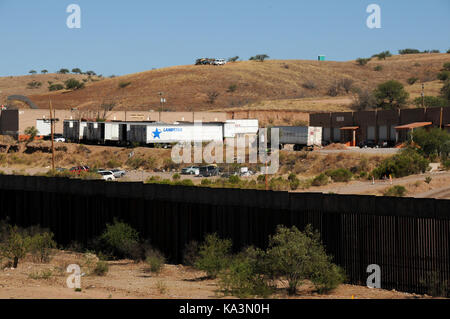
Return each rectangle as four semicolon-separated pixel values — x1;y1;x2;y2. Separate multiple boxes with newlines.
1;53;449;112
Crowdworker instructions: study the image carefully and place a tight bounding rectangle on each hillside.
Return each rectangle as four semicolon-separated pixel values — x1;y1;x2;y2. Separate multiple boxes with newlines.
1;53;449;112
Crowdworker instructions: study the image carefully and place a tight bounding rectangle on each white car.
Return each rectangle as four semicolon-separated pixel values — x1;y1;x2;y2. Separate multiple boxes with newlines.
54;137;66;143
213;59;226;66
97;170;116;181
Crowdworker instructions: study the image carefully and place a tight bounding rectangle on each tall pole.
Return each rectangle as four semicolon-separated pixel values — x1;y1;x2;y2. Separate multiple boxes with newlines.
49;99;55;170
422;83;425;109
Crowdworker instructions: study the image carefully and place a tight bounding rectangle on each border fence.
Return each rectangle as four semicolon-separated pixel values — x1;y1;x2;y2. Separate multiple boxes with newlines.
0;175;448;295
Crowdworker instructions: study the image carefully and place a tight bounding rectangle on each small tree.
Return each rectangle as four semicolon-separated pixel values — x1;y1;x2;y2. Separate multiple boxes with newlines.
351;87;377;110
0;225;32;268
29;70;37;75
372;50;392;60
41;70;48;74
399;48;420;55
442;63;450;72
373;80;409;110
48;83;64;91
228;56;239;62
58;68;70;74
339;78;354;93
249;54;269;62
265;225;345;295
356;58;371;66
72;68;82;74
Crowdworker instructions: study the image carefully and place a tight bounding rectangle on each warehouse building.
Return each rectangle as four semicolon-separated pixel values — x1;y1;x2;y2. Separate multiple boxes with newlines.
310;107;450;146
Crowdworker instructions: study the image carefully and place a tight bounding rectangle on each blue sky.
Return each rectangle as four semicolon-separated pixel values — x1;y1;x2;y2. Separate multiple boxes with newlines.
0;0;449;76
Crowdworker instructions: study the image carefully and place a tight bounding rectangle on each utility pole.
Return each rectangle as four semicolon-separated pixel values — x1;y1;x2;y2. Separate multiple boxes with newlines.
422;83;425;109
49;99;55;170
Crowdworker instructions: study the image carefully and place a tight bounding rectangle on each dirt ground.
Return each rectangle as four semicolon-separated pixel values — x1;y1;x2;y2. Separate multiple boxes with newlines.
0;251;435;299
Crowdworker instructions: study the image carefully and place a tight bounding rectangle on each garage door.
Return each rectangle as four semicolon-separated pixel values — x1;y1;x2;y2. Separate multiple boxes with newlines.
323;128;330;142
379;125;387;140
367;126;375;140
390;125;397;141
333;128;341;142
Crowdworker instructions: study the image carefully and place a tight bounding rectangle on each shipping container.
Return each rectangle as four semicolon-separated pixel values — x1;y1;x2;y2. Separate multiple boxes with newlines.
63;120;81;142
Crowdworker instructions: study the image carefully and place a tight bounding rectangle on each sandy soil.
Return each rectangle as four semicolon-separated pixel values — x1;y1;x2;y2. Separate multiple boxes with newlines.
0;251;435;299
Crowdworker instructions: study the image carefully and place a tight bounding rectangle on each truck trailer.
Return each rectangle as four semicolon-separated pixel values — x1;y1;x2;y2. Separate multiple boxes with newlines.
270;126;322;151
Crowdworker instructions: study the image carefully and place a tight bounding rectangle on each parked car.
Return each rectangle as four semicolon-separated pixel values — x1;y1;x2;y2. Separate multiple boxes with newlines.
181;166;200;175
199;165;220;177
54;135;66;143
97;170;116;181
213;58;226;66
110;168;126;178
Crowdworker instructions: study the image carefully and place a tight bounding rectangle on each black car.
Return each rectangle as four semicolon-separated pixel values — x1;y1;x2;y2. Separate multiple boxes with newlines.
199;165;220;177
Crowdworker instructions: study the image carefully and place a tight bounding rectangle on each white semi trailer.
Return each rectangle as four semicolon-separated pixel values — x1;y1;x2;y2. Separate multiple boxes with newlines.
271;126;322;151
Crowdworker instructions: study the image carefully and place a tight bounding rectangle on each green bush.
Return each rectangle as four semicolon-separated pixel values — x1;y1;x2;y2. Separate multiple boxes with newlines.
373;80;409;110
64;78;85;90
175;179;194;186
325;168;353;183
201;179;212;186
356;58;371;66
425;176;432;184
413;96;448;108
372;148;430;178
228;175;241;184
118;81;131;88
0;225;32;268
97;219;140;260
437;71;450;82
145;248;165;273
407;77;419;85
288;173;300;190
384;185;407;197
29;231;56;263
218;247;274;298
373;65;383;71
265;225;345;295
195;233;232;278
172;173;181;181
93;261;109;276
410;128;450;160
48;83;64;91
311;173;329;186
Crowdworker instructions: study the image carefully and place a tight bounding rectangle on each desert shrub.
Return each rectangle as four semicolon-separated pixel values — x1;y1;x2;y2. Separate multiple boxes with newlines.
228;175;241;185
372;149;429;178
410;128;450;160
257;174;266;183
351;87;377;111
425;176;432;184
356;58;371;66
249;54;269;62
27;80;42;89
288;173;300;190
383;185;407;197
79;171;102;180
413;96;448;108
48;84;64;91
96;219;140;260
227;84;238;93
195;233;232;278
218;247;274;298
325;168;353;183
265;225;345;295
118;81;131;88
172;173;181;181
145;248;165;273
29;231;56;263
399;48;420;55
28;269;53;280
311;173;329;186
64;78;85;90
419;271;449;297
0;225;32;268
373;65;383;72
327;83;340;97
443;159;450;170
339;78;354;93
372;50;392;60
183;241;200;266
228;56;239;62
269;177;289;191
407;77;419;85
93;261;109;276
302;80;316;89
437;71;450;82
106;159;121;169
201;179;212;186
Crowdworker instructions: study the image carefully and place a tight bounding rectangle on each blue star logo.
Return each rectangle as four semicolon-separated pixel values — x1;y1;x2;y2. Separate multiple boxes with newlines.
152;128;162;139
